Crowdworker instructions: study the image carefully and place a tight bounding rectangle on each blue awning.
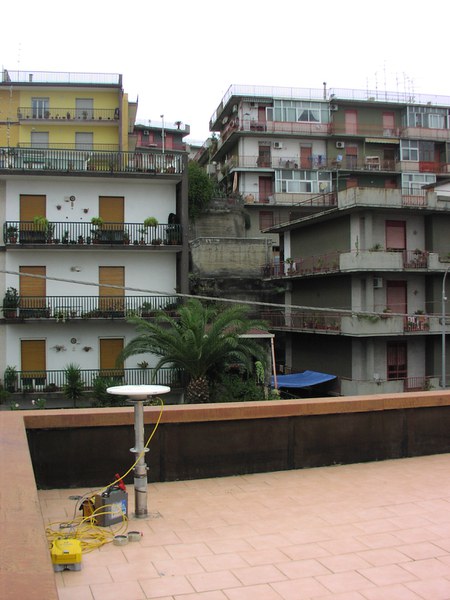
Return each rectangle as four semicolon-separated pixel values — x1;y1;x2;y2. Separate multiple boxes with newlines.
271;370;337;389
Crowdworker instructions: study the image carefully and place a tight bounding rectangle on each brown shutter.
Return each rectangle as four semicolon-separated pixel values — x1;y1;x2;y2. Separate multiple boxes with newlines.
99;266;124;312
20;266;46;310
99;196;124;230
21;340;46;378
100;338;124;377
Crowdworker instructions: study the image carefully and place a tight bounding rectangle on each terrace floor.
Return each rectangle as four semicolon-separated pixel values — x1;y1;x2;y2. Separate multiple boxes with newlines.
38;453;450;600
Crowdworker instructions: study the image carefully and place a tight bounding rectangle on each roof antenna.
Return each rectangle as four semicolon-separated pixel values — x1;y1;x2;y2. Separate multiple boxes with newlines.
323;82;327;100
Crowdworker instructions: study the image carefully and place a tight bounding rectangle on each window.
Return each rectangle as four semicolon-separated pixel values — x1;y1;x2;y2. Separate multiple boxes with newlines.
259;211;274;230
400;140;419;161
404;106;448;130
271;100;329;124
275;169;331;194
387;342;407;380
32;97;49;119
75;98;94;119
402;173;435;193
75;132;93;150
31;132;49;148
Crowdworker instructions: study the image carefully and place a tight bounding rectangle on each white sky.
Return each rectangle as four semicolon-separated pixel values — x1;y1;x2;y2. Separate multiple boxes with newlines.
1;0;448;143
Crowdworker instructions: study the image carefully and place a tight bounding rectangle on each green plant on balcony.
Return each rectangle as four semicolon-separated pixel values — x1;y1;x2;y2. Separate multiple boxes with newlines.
91;217;104;243
63;363;84;407
369;243;384;251
3;287;19;318
3;365;18;392
5;225;18;244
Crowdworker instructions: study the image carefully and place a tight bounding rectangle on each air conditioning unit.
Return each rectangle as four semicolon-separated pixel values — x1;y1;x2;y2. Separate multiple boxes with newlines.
251;102;259;108
273;142;282;149
373;277;384;289
142;130;149;136
336;141;345;149
330;104;338;111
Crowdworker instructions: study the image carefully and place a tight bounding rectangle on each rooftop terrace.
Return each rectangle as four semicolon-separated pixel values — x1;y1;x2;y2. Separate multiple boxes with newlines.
1;69;122;86
2;392;450;599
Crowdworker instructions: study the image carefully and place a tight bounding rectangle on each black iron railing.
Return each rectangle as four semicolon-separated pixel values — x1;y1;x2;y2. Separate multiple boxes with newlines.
8;367;185;393
0;147;185;175
2;295;181;320
4;221;182;246
17;107;119;121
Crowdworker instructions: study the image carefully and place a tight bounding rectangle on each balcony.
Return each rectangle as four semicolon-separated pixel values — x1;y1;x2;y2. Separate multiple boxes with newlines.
243;190;337;207
4;221;182;247
0;147;185;176
17;107;119;122
263;249;434;280
2;294;180;321
2;69;121;86
262;308;442;337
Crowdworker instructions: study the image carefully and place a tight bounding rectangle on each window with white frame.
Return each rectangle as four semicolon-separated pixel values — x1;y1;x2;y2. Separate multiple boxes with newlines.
32;98;49;119
401;173;435;193
275;169;331;194
267;100;330;124
404;106;448;129
400;140;419;161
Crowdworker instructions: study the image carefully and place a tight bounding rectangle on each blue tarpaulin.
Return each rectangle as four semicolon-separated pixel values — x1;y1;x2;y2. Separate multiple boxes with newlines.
271;370;337;389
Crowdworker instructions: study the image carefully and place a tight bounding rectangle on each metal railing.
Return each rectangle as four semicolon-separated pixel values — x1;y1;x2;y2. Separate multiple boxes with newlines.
8;367;185;393
262;252;341;278
262;310;341;332
0;147;185;175
4;221;182;246
2;295;180;320
2;69;121;86
403;249;428;268
17;107;119;121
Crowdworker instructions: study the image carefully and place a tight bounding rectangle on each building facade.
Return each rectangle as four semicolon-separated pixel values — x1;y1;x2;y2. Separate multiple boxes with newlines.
0;69;188;393
204;84;450;395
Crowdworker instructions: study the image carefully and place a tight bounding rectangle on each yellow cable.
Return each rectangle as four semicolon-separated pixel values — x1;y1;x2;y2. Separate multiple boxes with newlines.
47;397;164;552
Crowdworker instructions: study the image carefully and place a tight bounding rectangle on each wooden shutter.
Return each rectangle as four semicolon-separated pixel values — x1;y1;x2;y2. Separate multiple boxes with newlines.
100;338;124;377
20;195;46;237
99;266;124;313
20;266;46;311
21;340;46;379
99;196;124;229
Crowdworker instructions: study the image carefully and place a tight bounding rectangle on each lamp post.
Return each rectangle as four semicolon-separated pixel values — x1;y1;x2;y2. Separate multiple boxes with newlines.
160;114;165;154
106;384;170;518
442;266;450;389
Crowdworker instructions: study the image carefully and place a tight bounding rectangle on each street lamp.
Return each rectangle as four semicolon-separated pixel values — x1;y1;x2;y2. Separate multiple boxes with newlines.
160;114;165;154
442;266;450;389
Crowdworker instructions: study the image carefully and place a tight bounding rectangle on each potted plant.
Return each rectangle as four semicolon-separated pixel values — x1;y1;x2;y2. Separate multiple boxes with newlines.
91;217;104;243
5;225;18;244
3;365;18;393
2;287;19;318
143;217;159;244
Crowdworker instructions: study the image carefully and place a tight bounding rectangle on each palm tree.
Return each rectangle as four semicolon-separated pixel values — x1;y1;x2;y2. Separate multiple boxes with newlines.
122;298;268;403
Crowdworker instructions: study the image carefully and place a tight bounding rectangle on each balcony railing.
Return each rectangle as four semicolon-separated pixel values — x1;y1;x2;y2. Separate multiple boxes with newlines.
0;147;185;175
4;221;182;246
262;309;438;336
262;253;341;278
403;249;428;268
17;107;119;121
2;295;180;321
8;367;185;393
17;142;119;151
262;310;341;333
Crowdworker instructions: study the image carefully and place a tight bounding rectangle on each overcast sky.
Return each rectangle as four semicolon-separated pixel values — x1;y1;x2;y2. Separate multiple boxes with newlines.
1;0;448;143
